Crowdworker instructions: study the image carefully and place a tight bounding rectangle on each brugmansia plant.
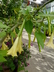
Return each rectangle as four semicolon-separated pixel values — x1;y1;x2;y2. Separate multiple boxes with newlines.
0;0;54;72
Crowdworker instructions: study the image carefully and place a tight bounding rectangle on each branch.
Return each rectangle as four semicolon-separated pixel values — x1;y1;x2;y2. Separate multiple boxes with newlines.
34;0;54;16
0;23;21;45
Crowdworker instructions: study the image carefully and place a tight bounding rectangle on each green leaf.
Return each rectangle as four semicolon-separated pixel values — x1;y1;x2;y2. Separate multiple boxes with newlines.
35;31;44;48
25;20;33;34
0;22;8;28
27;6;32;12
0;55;6;62
18;66;25;71
10;62;15;71
0;31;6;38
39;32;46;41
0;50;7;56
0;50;7;62
10;32;15;38
20;9;29;15
15;28;19;34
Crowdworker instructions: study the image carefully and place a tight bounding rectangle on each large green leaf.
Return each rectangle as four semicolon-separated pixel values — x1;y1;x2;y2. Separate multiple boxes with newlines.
35;31;44;48
0;31;6;38
39;32;46;41
20;9;29;15
0;50;7;62
0;22;8;28
25;20;33;34
27;6;32;12
0;55;6;62
0;50;7;56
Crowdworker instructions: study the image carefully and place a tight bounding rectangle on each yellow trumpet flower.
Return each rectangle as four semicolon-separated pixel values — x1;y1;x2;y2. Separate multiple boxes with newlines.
1;42;8;50
46;31;54;48
17;36;23;54
7;36;23;57
7;37;18;57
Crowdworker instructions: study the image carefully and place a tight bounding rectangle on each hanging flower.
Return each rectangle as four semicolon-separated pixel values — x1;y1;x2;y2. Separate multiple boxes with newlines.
46;31;54;48
1;42;8;50
17;36;23;54
7;37;18;57
7;36;23;57
7;19;25;57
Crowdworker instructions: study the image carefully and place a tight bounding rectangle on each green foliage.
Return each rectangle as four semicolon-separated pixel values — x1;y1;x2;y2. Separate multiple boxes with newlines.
0;31;6;38
39;32;46;41
25;20;33;34
20;6;32;15
0;22;8;28
18;66;25;72
10;32;15;38
20;9;29;15
0;66;3;71
15;28;19;34
0;50;7;62
0;56;6;62
35;31;44;48
27;6;32;12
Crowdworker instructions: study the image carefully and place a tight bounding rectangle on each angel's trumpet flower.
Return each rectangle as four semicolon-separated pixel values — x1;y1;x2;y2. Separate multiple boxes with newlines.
7;19;25;57
7;36;23;57
46;31;54;48
1;42;8;50
17;36;23;54
7;37;18;57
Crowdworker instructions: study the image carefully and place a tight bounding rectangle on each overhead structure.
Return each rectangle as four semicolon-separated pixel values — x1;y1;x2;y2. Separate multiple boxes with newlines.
23;0;50;7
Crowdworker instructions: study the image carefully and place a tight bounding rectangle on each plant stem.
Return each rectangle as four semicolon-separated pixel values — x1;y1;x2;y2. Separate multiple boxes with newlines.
0;23;20;45
28;33;31;48
18;19;25;37
48;17;51;36
34;0;54;16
